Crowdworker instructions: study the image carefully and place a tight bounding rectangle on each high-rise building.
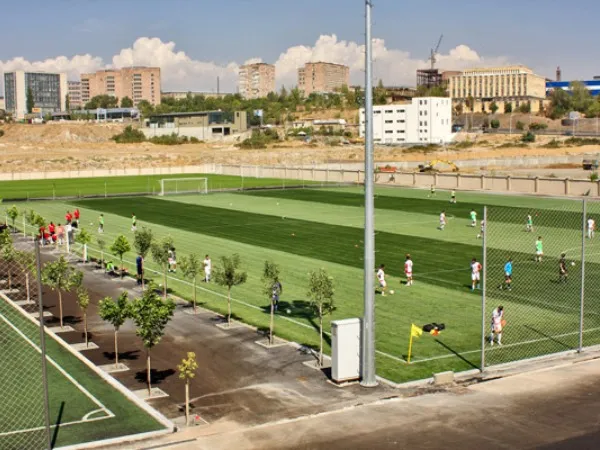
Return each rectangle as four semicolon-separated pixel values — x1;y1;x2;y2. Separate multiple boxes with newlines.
447;65;547;113
80;67;161;107
3;70;68;119
67;81;82;109
238;63;276;99
298;62;349;96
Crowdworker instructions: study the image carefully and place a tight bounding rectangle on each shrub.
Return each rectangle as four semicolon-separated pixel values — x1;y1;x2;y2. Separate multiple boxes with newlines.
542;139;561;149
237;129;279;149
564;137;600;147
149;133;188;145
111;126;146;143
325;138;341;147
521;132;536;143
516;121;526;131
490;119;500;129
452;141;475;150
590;172;599;182
529;122;548;131
189;137;202;143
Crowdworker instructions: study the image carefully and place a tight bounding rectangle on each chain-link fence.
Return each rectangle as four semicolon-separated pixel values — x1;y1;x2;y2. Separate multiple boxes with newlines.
0;230;51;450
483;198;600;368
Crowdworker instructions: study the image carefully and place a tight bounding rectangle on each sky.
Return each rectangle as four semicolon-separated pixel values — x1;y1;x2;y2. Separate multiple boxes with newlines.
0;0;598;93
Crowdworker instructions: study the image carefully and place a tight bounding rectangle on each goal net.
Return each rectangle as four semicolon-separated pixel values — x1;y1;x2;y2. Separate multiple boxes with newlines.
159;178;208;196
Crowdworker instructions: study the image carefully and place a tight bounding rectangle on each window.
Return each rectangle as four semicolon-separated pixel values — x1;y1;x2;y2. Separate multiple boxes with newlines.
374;110;381;114
424;121;428;126
385;110;393;114
385;120;393;124
397;130;405;133
420;121;423;126
396;109;405;113
424;110;428;116
397;120;405;123
385;130;393;134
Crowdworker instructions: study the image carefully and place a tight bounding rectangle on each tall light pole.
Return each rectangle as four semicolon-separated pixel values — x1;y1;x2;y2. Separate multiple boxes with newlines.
361;0;377;388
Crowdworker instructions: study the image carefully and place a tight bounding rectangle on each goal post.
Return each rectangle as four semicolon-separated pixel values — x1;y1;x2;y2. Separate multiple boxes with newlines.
159;178;208;196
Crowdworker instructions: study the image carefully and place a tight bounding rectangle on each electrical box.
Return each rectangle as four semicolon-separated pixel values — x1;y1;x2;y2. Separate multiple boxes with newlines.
331;318;361;383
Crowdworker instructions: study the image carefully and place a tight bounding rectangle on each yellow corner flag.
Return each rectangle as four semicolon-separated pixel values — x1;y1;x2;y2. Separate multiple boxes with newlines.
407;324;422;364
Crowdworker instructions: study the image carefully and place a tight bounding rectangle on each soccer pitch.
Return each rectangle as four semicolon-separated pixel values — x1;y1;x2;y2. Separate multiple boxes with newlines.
20;184;600;384
0;294;166;449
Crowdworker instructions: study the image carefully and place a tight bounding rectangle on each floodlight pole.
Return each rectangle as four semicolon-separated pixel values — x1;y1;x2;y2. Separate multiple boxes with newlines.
361;0;377;388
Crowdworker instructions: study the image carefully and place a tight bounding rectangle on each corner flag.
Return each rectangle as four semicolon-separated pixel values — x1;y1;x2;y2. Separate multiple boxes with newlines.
407;324;422;364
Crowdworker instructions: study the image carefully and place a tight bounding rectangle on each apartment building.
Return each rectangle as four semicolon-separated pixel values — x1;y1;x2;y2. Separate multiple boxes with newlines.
80;67;161;107
447;65;546;113
238;63;276;99
3;70;68;119
298;62;350;96
360;97;453;145
67;81;82;109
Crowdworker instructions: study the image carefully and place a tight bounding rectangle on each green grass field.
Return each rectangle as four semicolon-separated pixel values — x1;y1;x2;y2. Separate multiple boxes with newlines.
0;173;323;200
13;182;600;384
0;294;165;449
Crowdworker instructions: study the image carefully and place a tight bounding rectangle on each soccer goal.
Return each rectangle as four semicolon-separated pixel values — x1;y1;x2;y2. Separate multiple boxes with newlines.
159;178;208;196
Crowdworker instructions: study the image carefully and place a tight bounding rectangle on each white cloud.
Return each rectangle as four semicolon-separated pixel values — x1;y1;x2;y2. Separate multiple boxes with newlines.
0;35;508;94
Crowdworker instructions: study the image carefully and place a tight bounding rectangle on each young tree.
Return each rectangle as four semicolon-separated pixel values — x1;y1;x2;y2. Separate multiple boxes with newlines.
180;254;201;313
134;227;154;288
262;260;281;345
6;205;19;232
307;269;336;367
213;254;247;327
75;228;93;262
0;230;16;288
97;237;106;266
490;102;499;115
177;352;198;425
151;236;173;299
76;287;91;347
571;81;593;113
121;96;134;108
41;257;83;328
504;102;513;114
98;292;131;367
130;286;176;396
26;88;34;114
110;234;131;278
65;94;70;112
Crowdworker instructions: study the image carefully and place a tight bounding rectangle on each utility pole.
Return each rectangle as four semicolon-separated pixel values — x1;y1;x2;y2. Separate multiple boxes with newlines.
361;0;377;388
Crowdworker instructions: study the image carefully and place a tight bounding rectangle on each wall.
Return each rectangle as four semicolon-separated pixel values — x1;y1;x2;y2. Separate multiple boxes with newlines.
141;127;251;142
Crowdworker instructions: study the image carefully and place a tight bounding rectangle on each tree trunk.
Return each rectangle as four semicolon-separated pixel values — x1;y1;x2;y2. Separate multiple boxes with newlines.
193;277;197;313
147;350;152;396
120;256;124;278
185;380;190;426
227;287;232;326
319;305;323;367
59;291;63;328
163;265;167;299
141;265;145;290
7;269;11;289
269;297;274;345
84;312;88;347
114;329;119;366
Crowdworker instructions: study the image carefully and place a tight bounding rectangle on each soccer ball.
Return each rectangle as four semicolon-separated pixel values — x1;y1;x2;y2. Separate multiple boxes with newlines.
571;261;576;266
389;290;395;295
277;202;280;206
286;309;292;314
90;222;94;226
477;234;481;239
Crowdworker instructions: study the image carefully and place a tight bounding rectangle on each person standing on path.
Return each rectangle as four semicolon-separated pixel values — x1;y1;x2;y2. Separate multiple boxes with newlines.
203;254;212;282
136;254;144;286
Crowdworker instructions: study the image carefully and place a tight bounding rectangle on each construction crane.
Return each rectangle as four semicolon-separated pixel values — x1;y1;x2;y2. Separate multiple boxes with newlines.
429;34;444;70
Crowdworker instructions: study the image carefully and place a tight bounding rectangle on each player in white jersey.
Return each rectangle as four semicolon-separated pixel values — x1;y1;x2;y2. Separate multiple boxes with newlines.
477;220;485;239
404;255;413;286
439;211;446;230
490;305;504;346
203;254;212;282
471;258;482;291
377;264;387;296
587;217;595;239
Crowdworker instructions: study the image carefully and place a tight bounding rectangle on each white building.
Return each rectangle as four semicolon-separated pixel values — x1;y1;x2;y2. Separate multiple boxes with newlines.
360;97;453;145
3;70;68;119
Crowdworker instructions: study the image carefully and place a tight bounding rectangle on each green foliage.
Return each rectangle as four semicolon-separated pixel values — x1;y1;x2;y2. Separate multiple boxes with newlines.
179;253;202;311
134;227;154;259
563;137;600;146
307;268;336;366
490;102;499;114
76;287;91;346
516;121;526;131
571;81;593;113
178;352;198;381
111;126;146;144
121;97;134;108
590;172;599;182
521;131;536;143
542;139;562;149
518;102;531;114
6;205;19;229
99;292;131;332
110;234;131;274
529;122;548;131
548;88;572;119
151;236;174;297
75;228;93;245
288;127;314;137
263;260;281;343
85;95;119;110
490;119;500;129
41;256;83;327
24;209;37;226
504;103;513;114
586;100;600;118
26;88;34;114
214;254;248;325
65;94;70;111
148;133;190;145
238;129;279;149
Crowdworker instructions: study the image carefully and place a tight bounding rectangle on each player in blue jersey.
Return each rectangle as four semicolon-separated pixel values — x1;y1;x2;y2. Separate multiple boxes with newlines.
499;258;513;291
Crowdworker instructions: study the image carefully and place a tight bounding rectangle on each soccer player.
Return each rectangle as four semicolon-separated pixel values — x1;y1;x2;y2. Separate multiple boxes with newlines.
526;214;533;232
377;264;387;296
131;213;137;232
490;305;504;346
470;209;477;227
98;214;104;233
404;254;413;286
587;217;595;239
471;258;482;291
136;254;144;286
500;258;513;291
477;220;485;239
65;210;72;225
559;253;568;283
272;278;283;312
439;210;446;230
430;185;436;197
48;222;55;237
168;247;177;273
56;223;64;246
73;208;80;228
203;254;212;282
535;236;543;262
450;190;457;204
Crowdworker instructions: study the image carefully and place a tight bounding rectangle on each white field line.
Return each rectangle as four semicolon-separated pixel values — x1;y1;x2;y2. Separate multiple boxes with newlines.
0;309;114;438
0;415;112;438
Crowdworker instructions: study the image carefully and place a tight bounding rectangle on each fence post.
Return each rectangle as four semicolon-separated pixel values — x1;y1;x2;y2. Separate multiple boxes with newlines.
565;178;570;196
456;173;461;188
481;206;488;371
535;177;540;193
579;199;587;352
480;174;485;190
412;172;417;186
506;175;511;192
